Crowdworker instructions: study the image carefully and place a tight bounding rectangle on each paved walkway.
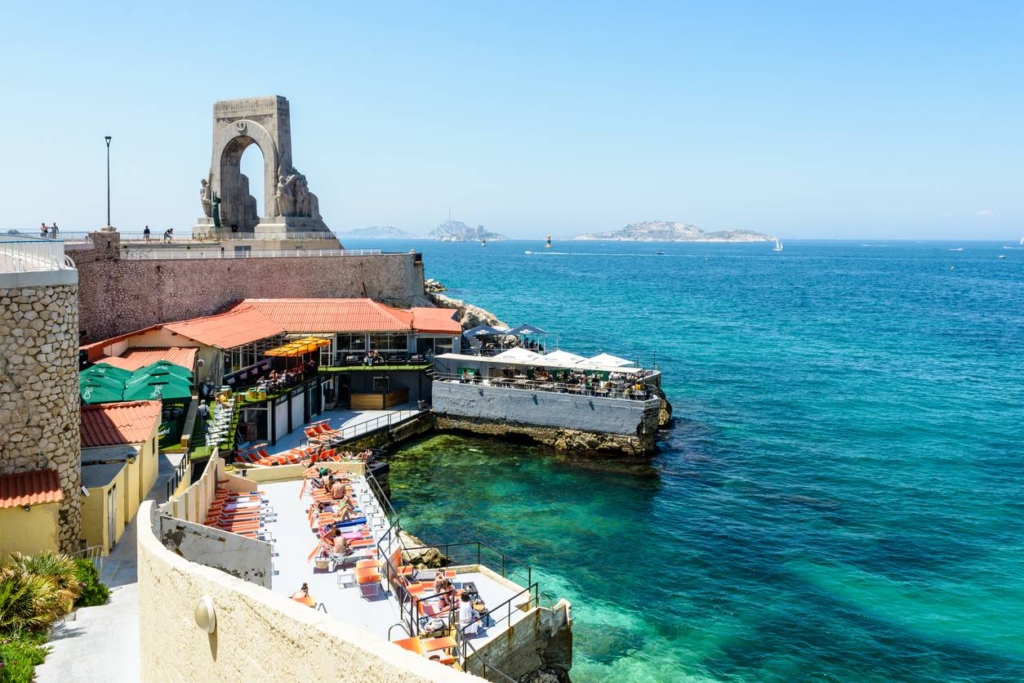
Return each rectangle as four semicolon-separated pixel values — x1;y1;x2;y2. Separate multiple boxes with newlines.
35;405;419;682
35;452;183;683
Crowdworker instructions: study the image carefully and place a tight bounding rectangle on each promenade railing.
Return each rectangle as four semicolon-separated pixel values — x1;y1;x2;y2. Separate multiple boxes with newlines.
434;372;660;403
57;230;341;243
0;237;76;273
122;248;383;260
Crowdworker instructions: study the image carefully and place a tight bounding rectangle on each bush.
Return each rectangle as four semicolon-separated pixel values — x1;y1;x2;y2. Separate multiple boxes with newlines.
0;631;49;683
4;553;80;618
72;559;109;608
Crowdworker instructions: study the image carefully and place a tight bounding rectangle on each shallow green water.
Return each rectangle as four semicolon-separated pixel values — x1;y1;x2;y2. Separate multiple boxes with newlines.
351;238;1024;682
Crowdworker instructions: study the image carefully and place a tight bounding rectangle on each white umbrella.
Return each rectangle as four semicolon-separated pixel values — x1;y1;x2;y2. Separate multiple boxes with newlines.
543;349;586;365
579;353;635;368
492;348;546;363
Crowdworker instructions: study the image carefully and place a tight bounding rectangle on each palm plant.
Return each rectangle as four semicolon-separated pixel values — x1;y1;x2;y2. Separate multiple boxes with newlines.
4;552;81;618
0;570;57;633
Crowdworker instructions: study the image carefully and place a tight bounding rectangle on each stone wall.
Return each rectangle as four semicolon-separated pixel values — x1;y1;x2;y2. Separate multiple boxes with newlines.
74;232;427;343
431;381;660;454
0;279;82;551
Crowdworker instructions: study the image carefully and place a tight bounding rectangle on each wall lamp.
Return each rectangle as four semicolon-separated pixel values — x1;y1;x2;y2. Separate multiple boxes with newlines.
22;505;32;512
194;596;217;633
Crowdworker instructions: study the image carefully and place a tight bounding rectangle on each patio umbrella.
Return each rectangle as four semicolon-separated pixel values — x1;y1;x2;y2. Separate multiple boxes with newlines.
122;377;192;401
543;349;586;365
507;323;549;336
79;378;124;404
138;360;193;380
464;324;508;337
492;348;546;363
579;353;635;368
81;364;132;383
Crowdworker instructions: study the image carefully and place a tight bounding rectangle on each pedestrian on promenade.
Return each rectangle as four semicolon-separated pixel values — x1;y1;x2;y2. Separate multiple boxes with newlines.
50;223;59;239
197;400;210;429
163;228;173;243
143;225;151;242
39;222;48;238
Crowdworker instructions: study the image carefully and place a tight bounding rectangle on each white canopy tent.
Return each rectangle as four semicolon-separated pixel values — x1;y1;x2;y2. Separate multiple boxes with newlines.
491;348;546;363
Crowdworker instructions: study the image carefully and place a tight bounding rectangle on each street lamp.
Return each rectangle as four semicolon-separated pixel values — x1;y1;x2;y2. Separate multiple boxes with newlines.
104;135;112;227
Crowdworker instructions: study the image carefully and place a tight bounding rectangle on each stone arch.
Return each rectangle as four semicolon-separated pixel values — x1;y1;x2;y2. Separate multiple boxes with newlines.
212;119;279;233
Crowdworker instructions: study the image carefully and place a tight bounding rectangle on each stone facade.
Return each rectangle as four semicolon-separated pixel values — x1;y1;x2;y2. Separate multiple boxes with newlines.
74;232;427;343
0;282;82;551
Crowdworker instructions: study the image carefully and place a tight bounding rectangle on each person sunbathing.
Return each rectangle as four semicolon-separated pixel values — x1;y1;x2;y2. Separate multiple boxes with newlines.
336;501;358;521
332;531;350;555
331;478;348;500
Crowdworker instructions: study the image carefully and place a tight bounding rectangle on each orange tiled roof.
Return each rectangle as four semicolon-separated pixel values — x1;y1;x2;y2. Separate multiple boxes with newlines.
0;469;63;509
96;347;198;372
238;299;459;334
410;307;461;334
164;307;284;349
81;400;163;447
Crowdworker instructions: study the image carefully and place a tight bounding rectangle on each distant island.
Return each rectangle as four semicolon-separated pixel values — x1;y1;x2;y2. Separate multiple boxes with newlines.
429;220;506;242
338;226;414;239
574;221;772;242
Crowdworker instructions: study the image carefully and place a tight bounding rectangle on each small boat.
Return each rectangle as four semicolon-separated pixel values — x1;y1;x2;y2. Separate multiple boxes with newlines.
524;250;533;255
949;248;963;252
998;254;1007;259
656;251;665;255
545;234;552;249
481;238;486;247
773;239;783;252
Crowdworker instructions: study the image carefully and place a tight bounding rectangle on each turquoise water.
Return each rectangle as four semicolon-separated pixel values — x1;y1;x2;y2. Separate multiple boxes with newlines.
357;239;1024;682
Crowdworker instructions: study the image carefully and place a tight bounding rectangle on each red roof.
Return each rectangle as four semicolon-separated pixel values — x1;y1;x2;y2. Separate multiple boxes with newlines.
410;307;461;334
164;307;284;349
238;299;460;334
96;347;198;372
0;469;63;509
81;401;163;447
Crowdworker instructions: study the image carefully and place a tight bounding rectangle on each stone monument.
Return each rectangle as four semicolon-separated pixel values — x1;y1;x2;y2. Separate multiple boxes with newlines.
193;96;331;237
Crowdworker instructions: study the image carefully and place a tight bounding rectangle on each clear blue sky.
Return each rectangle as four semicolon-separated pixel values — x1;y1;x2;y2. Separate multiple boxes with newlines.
2;1;1021;239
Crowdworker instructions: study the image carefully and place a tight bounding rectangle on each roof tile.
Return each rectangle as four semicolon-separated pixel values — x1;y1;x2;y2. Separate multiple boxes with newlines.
0;469;63;509
240;299;460;334
164;308;284;349
81;400;163;447
96;347;198;372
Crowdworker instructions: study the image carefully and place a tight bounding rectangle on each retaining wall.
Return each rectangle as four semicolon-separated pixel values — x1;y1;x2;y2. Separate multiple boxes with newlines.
74;232;427;342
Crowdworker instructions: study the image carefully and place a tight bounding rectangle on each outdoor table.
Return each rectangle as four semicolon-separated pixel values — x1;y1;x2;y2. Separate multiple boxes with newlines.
422;636;457;654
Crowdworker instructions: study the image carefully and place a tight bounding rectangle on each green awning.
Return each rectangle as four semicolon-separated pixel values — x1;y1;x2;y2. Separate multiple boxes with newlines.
81;364;132;382
134;361;193;381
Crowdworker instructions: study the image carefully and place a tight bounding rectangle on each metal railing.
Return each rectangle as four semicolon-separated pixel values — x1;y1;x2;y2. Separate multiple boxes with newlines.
123;247;384;260
165;456;191;501
58;229;341;243
0;237;76;273
69;544;106;574
402;541;534;590
460;638;518;683
435;372;661;403
313;410;423;448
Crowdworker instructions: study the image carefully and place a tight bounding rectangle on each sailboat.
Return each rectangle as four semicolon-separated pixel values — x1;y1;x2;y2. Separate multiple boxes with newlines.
773;238;783;252
481;237;486;247
545;235;552;249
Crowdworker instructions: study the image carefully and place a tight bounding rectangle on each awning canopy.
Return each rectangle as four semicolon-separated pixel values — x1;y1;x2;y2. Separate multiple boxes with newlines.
133;361;193;381
81;364;132;382
80;380;126;405
122;376;192;401
265;336;331;357
506;323;549;336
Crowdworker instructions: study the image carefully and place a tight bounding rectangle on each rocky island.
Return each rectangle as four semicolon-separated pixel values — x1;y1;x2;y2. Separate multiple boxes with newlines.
429;220;506;242
338;225;415;239
575;220;772;242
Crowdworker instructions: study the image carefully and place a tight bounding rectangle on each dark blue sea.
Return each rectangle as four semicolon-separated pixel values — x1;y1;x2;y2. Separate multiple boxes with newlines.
351;238;1024;682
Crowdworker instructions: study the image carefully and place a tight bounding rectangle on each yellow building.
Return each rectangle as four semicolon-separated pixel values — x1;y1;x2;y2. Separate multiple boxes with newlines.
0;469;64;558
80;401;162;554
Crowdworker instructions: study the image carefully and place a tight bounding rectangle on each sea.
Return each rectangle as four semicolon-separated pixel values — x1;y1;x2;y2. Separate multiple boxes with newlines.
349;238;1024;682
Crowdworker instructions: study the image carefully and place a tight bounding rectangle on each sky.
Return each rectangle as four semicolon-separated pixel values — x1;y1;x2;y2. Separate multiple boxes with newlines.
1;1;1021;240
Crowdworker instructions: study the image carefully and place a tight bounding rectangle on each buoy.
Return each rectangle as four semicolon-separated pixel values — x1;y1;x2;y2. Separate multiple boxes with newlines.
545;234;552;249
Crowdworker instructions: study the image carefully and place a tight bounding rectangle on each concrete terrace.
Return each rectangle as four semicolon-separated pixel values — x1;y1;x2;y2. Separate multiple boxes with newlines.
262;475;533;652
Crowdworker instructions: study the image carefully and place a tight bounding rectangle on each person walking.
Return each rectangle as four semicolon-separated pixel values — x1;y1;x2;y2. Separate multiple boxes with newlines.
196;400;210;430
143;225;151;242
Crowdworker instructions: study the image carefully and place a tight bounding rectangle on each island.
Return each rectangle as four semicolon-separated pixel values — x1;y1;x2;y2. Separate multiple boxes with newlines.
574;221;772;242
428;220;506;242
338;226;415;239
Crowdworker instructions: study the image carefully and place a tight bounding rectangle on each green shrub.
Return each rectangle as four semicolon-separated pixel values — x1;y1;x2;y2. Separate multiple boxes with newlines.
72;559;109;608
5;553;80;618
0;631;50;683
0;571;56;634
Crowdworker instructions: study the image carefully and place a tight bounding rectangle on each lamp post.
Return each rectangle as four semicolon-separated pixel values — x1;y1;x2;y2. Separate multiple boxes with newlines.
104;135;112;227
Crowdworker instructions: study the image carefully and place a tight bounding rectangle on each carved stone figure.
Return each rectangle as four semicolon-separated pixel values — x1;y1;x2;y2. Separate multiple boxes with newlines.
276;174;295;217
295;176;311;217
200;178;214;217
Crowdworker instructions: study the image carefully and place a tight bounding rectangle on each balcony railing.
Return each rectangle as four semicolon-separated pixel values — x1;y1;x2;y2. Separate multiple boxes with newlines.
435;372;660;402
0;238;76;273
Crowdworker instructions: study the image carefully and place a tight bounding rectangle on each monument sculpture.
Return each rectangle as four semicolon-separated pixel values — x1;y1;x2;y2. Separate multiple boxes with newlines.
193;96;331;237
